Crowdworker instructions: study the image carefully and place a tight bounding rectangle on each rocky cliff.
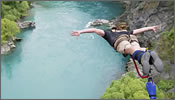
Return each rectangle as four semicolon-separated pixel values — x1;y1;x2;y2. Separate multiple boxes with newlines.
88;1;174;80
115;1;174;81
116;1;174;47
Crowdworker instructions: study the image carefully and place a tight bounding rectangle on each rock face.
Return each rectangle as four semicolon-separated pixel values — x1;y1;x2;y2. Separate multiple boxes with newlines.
117;1;174;80
114;1;174;47
1;41;16;55
1;36;23;55
17;21;35;29
1;36;24;55
126;58;143;78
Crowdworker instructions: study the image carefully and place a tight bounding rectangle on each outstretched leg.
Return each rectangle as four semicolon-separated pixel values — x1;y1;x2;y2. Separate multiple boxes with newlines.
116;40;163;75
150;51;163;73
117;41;151;75
125;46;151;75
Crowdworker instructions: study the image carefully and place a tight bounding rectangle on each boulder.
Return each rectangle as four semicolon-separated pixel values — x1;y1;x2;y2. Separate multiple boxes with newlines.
1;41;16;55
1;37;23;55
8;41;16;49
1;44;11;55
88;19;110;27
167;88;174;93
17;21;35;29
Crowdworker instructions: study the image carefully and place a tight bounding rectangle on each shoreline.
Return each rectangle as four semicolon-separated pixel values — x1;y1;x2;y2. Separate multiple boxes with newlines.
1;4;35;55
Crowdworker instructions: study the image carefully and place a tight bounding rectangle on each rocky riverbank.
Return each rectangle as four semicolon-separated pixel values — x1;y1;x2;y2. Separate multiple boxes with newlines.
1;21;35;55
17;21;35;29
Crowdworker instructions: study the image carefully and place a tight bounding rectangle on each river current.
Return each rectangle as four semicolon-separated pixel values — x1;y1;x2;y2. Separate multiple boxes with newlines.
1;1;128;99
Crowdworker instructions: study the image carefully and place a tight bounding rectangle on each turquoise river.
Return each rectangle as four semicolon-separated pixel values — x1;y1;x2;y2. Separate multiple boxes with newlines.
1;1;128;99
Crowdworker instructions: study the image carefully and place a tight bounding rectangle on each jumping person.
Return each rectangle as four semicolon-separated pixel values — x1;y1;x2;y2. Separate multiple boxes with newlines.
71;22;163;75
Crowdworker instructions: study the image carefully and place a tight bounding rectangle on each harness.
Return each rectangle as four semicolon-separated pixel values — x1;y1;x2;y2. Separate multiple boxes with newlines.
113;33;138;57
114;34;138;51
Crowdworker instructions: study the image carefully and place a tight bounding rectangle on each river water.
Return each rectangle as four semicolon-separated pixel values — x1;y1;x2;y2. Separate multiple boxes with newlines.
1;1;128;99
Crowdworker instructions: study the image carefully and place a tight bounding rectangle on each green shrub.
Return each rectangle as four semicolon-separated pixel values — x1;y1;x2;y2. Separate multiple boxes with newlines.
4;14;17;21
157;80;174;92
1;18;20;44
1;1;30;20
1;1;30;44
164;64;171;73
101;72;170;99
157;28;174;63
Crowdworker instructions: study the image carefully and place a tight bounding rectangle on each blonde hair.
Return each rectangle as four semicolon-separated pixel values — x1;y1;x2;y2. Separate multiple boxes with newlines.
115;22;129;30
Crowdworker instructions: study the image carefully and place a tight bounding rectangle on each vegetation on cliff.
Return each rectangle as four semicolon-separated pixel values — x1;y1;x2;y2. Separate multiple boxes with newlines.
157;28;174;63
1;18;20;44
101;72;174;99
1;1;30;44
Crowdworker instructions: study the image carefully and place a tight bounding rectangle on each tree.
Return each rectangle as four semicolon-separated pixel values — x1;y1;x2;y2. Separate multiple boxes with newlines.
1;1;30;44
101;72;167;99
1;18;20;44
17;1;30;16
1;1;30;21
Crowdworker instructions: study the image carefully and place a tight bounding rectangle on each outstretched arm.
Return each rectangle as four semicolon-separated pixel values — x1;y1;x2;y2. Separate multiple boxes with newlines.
71;28;105;37
133;25;160;35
